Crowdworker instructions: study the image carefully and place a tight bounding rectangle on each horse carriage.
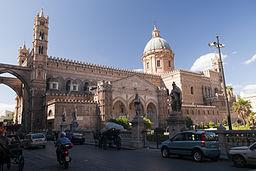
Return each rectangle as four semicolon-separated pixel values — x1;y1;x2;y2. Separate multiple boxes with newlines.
0;134;24;171
93;122;123;150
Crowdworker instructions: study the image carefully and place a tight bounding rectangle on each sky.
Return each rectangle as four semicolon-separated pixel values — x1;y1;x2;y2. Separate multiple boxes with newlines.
0;0;256;113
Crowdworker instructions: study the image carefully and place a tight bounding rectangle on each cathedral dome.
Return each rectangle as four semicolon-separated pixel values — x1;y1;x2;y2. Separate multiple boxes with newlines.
143;26;172;54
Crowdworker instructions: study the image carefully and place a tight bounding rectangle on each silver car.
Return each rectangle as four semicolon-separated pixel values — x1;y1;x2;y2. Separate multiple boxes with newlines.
229;142;256;167
23;133;47;149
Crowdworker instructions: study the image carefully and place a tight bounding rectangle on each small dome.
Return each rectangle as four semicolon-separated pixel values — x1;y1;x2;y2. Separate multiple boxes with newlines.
143;26;172;54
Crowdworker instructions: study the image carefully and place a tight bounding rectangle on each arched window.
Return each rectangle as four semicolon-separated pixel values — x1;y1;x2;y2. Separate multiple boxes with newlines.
84;82;89;92
191;87;194;95
66;80;71;92
39;32;45;40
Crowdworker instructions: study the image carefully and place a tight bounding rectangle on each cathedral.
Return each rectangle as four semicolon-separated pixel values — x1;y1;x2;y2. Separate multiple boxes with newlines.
15;10;236;131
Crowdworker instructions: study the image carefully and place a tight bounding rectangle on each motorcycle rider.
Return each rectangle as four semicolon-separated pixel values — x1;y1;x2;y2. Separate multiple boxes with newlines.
55;132;72;162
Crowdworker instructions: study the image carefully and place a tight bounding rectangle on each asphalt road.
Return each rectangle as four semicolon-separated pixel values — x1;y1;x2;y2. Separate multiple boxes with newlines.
3;142;256;171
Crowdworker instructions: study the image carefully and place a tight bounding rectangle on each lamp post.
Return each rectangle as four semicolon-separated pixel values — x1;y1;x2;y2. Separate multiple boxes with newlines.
209;35;232;130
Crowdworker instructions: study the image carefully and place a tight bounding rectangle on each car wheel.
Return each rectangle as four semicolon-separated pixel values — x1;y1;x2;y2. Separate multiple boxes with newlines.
192;150;204;162
232;155;246;167
42;145;46;149
161;147;169;158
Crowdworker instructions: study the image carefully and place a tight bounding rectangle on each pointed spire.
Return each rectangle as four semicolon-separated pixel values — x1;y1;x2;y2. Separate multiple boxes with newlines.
39;8;44;17
22;41;26;49
152;25;160;38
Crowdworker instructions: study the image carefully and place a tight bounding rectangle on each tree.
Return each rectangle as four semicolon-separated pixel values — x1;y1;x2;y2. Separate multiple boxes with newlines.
232;96;252;125
185;116;193;129
208;120;215;128
143;117;152;129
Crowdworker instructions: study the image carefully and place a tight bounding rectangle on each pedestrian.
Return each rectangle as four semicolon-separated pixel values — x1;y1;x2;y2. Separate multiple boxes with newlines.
0;122;11;169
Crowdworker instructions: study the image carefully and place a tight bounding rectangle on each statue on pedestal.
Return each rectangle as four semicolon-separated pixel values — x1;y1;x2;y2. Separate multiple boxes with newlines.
170;82;182;112
134;93;142;116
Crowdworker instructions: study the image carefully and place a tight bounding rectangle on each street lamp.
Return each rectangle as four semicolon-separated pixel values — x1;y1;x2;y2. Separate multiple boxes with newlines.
209;35;232;130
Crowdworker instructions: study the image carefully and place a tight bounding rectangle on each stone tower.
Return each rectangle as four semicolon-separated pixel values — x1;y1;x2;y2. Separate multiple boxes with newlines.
142;25;174;75
30;9;49;131
18;42;29;66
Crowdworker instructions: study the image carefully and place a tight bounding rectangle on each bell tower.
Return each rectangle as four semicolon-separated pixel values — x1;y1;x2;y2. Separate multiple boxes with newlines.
30;9;49;131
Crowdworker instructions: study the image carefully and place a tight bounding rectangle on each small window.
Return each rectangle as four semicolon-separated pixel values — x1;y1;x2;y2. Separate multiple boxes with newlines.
146;62;149;69
207;110;210;115
198;110;200;115
191;110;194;115
168;60;171;67
72;84;78;91
50;82;58;90
156;60;160;67
191;87;194;94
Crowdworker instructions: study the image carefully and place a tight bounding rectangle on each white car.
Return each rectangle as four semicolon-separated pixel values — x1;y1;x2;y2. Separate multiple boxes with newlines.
23;133;47;149
229;142;256;167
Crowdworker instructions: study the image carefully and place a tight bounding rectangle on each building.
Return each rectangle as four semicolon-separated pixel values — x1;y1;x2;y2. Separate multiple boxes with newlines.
13;10;236;131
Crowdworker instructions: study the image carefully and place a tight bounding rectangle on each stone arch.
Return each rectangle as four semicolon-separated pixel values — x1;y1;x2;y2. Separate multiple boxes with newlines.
146;101;158;128
0;66;31;130
112;97;127;118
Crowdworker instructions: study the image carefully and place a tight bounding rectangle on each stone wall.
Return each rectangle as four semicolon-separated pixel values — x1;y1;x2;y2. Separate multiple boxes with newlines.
47;98;100;131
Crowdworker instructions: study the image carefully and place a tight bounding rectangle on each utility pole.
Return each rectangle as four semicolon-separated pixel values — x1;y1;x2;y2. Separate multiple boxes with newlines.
209;35;232;130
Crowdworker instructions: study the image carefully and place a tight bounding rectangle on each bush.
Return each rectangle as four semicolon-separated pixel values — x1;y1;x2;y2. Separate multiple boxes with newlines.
143;117;152;129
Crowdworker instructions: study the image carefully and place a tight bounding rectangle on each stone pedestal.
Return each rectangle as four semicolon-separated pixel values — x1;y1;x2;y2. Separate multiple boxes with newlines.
167;111;186;138
131;115;146;149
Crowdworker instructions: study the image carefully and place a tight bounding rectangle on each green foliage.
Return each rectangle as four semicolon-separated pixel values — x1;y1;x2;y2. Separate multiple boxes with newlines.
185;116;193;129
208;120;215;128
143;117;152;129
232;96;252;125
108;116;130;129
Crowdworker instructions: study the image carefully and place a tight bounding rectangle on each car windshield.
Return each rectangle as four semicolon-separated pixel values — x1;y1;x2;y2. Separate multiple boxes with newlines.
32;134;45;139
205;132;218;141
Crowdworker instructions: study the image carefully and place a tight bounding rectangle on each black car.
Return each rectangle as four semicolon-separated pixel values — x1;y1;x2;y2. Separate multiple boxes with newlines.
70;133;85;145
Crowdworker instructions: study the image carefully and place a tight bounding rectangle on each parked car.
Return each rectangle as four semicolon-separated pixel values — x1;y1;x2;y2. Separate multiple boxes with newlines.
69;132;85;145
22;133;47;149
229;142;256;167
160;130;220;162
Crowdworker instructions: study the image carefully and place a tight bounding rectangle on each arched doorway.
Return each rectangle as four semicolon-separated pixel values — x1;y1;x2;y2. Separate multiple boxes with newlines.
146;102;158;128
112;100;127;118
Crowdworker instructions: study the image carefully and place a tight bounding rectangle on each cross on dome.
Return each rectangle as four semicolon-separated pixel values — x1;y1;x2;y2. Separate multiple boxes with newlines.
152;25;160;38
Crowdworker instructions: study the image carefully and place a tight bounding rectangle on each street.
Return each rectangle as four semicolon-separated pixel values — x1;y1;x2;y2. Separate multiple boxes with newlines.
4;142;255;171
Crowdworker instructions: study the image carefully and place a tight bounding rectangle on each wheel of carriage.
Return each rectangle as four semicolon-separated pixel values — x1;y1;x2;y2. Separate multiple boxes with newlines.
18;155;24;171
116;136;121;150
102;136;108;150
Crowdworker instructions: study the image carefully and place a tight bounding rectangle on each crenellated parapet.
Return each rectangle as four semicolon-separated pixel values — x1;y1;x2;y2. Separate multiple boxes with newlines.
47;56;161;79
47;98;96;105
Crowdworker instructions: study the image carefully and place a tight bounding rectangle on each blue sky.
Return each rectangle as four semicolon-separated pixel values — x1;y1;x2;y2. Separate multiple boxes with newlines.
0;0;256;112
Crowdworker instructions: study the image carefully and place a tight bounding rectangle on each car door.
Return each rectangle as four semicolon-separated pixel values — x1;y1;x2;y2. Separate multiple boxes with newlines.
247;143;256;164
168;133;186;155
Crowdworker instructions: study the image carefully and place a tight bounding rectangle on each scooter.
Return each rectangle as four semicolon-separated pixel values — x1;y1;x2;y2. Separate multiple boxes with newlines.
57;144;72;169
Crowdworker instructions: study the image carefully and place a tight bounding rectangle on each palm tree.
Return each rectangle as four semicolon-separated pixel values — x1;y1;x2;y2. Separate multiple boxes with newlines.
232;97;252;125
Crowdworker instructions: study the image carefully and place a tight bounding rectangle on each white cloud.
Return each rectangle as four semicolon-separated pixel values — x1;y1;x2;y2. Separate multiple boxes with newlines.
240;84;256;97
190;53;215;72
244;54;256;64
133;68;144;72
190;53;227;72
0;103;15;116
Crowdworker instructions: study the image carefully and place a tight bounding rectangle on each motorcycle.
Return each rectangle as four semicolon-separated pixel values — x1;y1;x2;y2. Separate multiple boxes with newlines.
56;144;72;169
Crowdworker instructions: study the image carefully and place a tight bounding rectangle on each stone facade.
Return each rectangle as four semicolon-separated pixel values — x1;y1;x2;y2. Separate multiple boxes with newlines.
0;10;237;131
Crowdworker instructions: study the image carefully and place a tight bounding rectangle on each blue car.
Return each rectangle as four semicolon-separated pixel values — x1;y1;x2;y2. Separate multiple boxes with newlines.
161;130;220;162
